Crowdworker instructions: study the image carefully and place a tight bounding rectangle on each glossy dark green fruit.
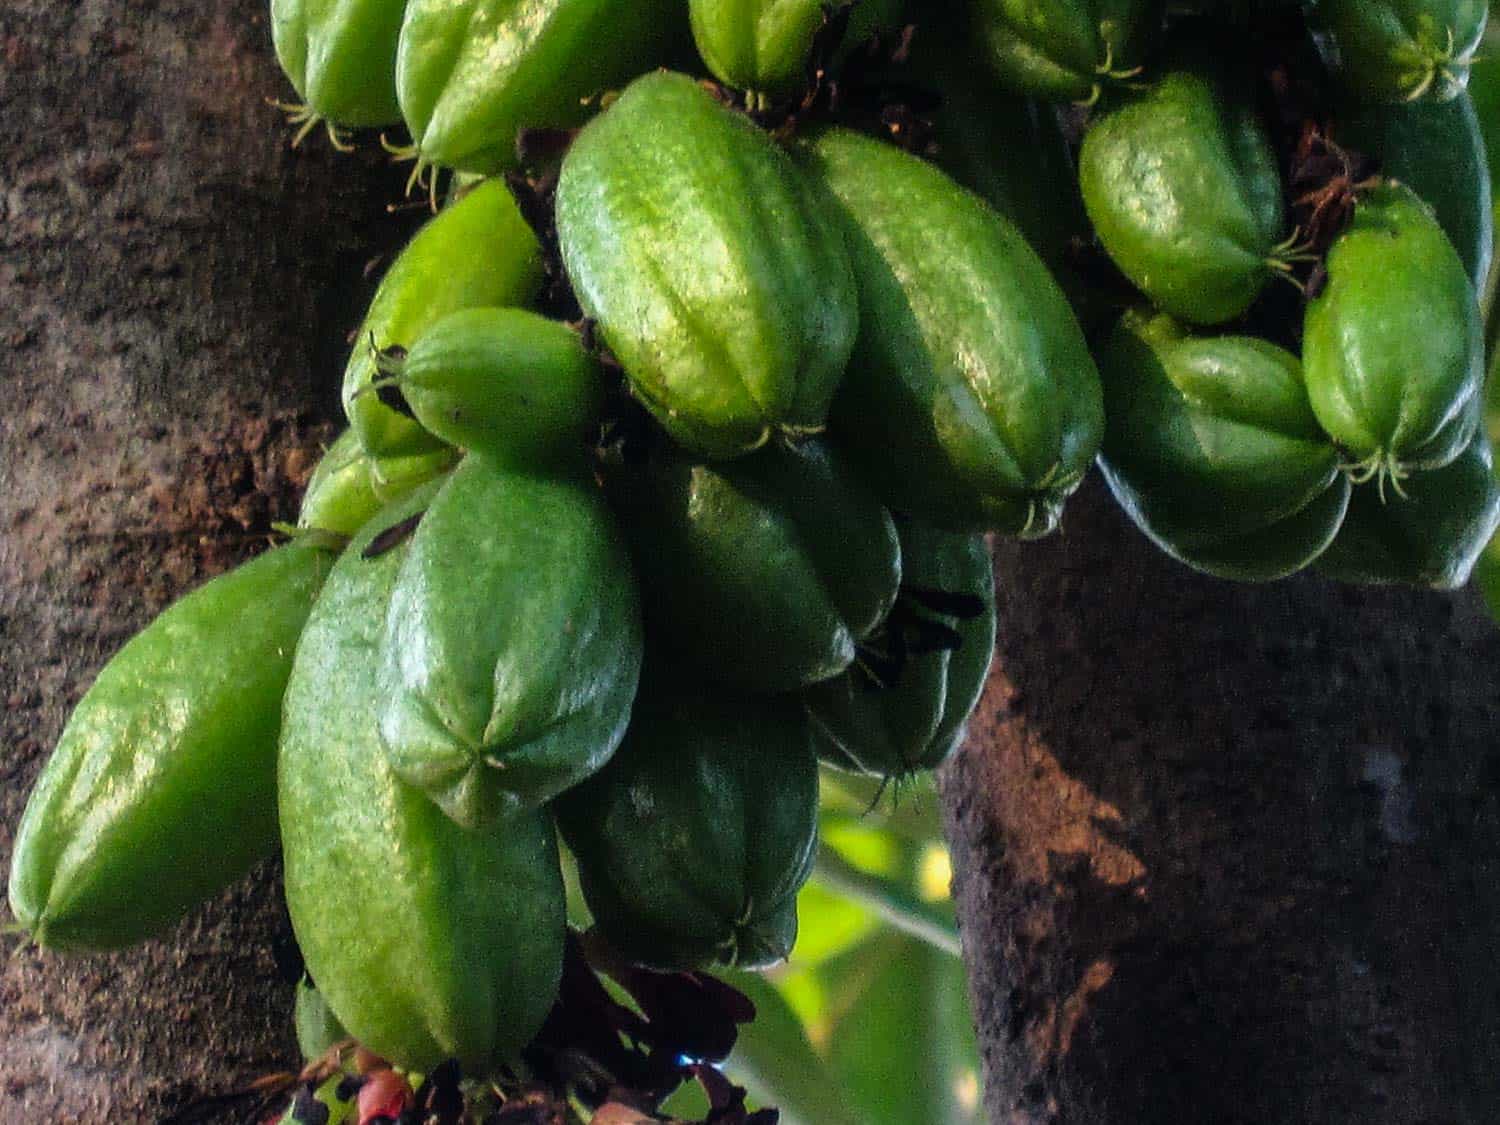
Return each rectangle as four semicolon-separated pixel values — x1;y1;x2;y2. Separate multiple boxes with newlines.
603;438;899;693
1337;90;1493;289
271;0;406;130
798;127;1103;535
1308;0;1487;103
807;520;995;778
1303;182;1484;485
396;0;688;175
557;71;859;458
689;0;905;96
378;455;642;827
1095;311;1350;581
1079;57;1290;325
298;428;458;536
8;540;336;950
968;0;1162;103
343;179;544;459
376;308;605;468
1316;426;1500;588
280;485;565;1073
909;23;1090;301
556;681;818;971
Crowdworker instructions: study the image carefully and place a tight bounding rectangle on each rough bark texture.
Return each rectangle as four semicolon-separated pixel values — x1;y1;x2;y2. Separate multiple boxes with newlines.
943;482;1500;1125
0;1;420;1119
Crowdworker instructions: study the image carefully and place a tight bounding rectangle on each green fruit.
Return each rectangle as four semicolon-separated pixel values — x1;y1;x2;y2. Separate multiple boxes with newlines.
299;428;458;536
556;680;818;970
557;71;859;458
807;520;995;777
1316;425;1500;588
1095;311;1350;581
280;485;565;1073
1303;182;1484;484
1308;0;1487;103
910;25;1090;295
1137;481;1353;583
294;978;350;1061
968;0;1162;103
396;0;688;176
378;456;642;827
271;0;407;130
375;308;605;469
689;0;905;95
798;127;1103;535
1078;58;1290;325
1337;90;1493;289
603;438;900;693
8;541;336;950
343;179;544;460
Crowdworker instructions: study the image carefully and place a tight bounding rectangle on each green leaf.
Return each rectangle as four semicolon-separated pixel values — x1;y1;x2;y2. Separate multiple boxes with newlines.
823;933;983;1125
724;970;867;1125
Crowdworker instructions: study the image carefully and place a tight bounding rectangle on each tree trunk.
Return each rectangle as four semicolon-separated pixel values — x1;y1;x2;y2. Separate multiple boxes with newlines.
0;1;417;1119
943;482;1500;1124
6;3;1500;1124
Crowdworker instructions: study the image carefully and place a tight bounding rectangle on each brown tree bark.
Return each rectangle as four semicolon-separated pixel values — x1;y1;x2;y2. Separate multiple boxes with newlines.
943;482;1500;1124
0;1;419;1119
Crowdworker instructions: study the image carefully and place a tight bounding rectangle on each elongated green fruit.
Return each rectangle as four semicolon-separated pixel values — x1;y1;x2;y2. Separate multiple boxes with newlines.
910;26;1093;319
807;520;995;778
343;179;544;459
689;0;905;95
1097;311;1349;581
272;0;407;128
280;485;565;1073
557;71;859;458
396;0;687;176
379;456;642;828
603;438;900;693
1337;91;1493;290
8;540;336;950
1303;183;1484;485
298;428;458;536
556;680;818;971
379;308;605;468
798;127;1103;535
969;0;1162;103
1316;426;1500;588
1079;58;1289;325
1309;0;1487;103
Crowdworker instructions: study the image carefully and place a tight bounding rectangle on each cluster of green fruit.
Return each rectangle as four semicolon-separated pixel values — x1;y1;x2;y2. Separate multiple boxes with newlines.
9;0;1500;1107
